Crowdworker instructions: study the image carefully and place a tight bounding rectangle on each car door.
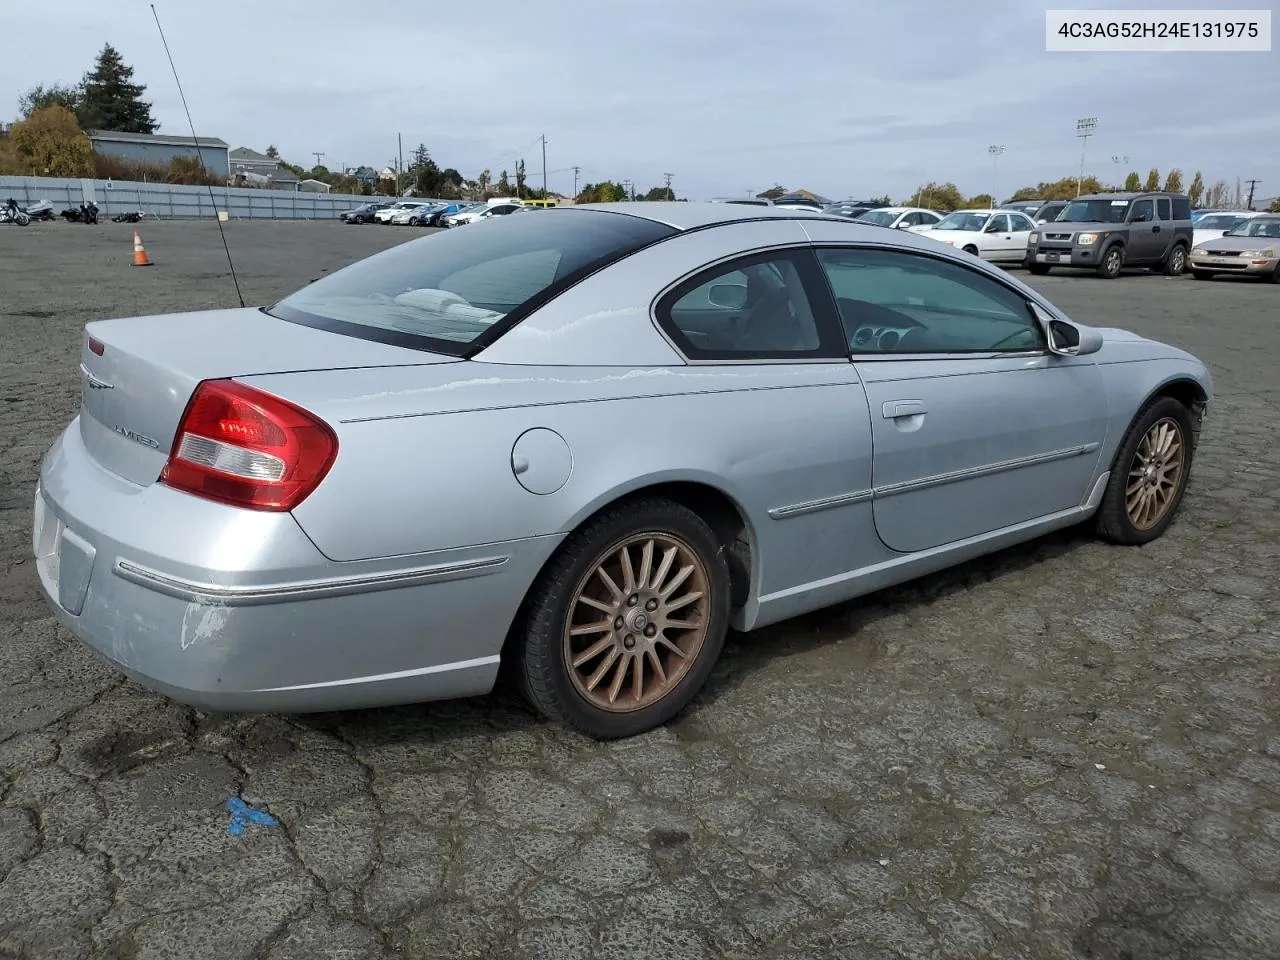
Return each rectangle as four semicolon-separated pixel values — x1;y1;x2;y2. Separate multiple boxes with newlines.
812;245;1110;554
1126;198;1162;261
1000;213;1035;261
980;214;1014;259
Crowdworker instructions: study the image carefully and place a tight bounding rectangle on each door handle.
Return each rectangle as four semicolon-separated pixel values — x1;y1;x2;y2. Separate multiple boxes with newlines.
882;399;927;419
1152;225;1162;232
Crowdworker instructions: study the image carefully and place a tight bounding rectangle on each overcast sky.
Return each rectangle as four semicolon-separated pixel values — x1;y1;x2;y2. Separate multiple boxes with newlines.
4;0;1277;201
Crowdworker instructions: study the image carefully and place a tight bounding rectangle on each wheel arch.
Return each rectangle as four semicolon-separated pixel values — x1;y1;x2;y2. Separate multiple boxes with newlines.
497;476;759;669
1146;376;1209;448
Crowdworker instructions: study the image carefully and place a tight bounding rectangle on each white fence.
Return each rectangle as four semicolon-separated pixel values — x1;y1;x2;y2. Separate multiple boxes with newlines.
0;175;371;220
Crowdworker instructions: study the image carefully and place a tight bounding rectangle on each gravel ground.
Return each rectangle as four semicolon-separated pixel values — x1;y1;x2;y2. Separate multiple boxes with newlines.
1;219;1277;960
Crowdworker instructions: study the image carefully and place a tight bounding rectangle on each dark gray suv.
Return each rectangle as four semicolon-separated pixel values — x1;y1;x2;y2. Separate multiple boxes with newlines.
1027;192;1194;279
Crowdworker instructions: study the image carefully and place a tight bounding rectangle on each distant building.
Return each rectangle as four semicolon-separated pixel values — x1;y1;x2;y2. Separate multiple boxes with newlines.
229;147;300;191
298;178;331;194
348;166;379;188
88;130;230;176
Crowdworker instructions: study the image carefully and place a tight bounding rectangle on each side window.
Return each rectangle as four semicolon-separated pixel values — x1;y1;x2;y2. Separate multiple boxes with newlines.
920;212;942;225
657;251;836;360
1171;197;1191;219
986;214;1011;233
1010;213;1035;232
816;247;1046;355
1157;197;1172;220
902;212;925;226
1130;199;1154;223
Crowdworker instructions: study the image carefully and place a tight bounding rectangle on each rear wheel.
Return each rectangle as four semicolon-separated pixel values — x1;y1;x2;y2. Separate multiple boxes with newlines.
1163;244;1188;276
1029;263;1051;275
1095;244;1124;279
516;498;730;739
1191;269;1213;281
1094;397;1194;545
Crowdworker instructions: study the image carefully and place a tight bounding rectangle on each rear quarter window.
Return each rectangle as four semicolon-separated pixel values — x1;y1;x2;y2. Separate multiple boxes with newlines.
1172;197;1191;220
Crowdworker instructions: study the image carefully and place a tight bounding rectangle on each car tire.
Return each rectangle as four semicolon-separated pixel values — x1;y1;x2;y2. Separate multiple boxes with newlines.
1162;244;1188;276
1191;269;1213;281
1095;244;1124;279
1029;263;1051;275
1093;396;1195;546
516;497;730;740
1267;264;1280;284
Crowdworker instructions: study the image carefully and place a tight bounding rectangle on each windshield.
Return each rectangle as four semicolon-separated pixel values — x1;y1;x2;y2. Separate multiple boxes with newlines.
1225;217;1280;238
1057;199;1130;223
855;210;897;226
932;211;991;232
1196;214;1247;231
268;210;676;355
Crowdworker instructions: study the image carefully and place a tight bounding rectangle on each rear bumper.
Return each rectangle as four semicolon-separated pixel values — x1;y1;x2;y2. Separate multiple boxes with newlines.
33;419;562;713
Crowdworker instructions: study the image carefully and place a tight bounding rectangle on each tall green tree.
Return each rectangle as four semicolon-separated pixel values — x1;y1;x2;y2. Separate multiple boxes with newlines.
9;105;95;176
1187;171;1204;206
266;144;279;159
77;44;157;133
18;83;81;119
1163;169;1184;193
1143;168;1160;191
515;159;527;198
1124;171;1142;191
497;169;511;194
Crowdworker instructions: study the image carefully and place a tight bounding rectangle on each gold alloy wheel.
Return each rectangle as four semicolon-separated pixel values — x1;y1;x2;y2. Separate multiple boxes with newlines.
1125;417;1185;531
563;532;710;713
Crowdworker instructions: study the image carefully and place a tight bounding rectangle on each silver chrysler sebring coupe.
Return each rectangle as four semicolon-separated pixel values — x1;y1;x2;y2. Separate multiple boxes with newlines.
34;202;1212;739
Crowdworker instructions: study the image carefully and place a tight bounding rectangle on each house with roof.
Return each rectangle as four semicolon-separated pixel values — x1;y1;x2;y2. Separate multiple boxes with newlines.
88;130;230;176
229;147;301;191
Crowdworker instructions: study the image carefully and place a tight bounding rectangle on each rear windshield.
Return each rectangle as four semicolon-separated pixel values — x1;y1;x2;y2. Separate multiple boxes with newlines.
268;209;676;355
855;210;897;226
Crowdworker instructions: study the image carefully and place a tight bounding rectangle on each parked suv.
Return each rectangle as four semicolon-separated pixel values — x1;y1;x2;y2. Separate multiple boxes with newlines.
1027;192;1193;279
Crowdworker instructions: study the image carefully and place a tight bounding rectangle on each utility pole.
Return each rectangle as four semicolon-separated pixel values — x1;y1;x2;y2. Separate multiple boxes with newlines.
663;172;673;200
1245;179;1260;210
987;145;1004;208
1075;116;1098;197
623;178;633;201
572;165;580;201
312;151;325;169
397;133;403;193
540;135;547;197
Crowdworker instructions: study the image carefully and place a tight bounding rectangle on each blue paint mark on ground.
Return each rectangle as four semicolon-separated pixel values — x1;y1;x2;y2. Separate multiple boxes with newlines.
226;796;279;836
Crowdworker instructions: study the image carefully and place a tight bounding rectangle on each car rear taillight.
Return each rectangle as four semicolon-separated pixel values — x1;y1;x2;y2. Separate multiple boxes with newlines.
159;379;338;512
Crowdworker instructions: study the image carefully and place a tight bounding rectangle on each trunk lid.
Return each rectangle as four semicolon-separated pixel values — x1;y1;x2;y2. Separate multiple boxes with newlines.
77;307;457;485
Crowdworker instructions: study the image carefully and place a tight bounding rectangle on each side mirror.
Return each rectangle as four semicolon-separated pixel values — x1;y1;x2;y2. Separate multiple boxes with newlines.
1039;313;1103;359
896;221;912;229
708;283;748;309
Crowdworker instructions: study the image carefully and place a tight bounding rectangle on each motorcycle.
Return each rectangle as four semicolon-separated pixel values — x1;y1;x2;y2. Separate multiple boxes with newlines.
1;198;30;226
112;211;143;224
59;201;100;224
17;199;54;221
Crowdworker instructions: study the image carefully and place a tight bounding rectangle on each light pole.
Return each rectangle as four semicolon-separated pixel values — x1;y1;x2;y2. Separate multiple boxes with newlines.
1076;117;1098;196
987;145;1004;208
1112;155;1130;188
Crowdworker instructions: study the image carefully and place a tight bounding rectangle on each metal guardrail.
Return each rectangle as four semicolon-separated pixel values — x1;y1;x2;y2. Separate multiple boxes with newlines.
0;175;371;220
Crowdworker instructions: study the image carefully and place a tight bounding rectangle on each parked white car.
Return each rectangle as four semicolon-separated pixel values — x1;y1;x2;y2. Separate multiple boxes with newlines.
915;209;1038;264
1191;211;1261;249
445;200;524;227
374;201;423;224
854;206;944;232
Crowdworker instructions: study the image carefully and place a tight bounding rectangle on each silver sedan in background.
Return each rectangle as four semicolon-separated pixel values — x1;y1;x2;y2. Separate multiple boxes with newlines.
1188;213;1280;282
34;203;1211;739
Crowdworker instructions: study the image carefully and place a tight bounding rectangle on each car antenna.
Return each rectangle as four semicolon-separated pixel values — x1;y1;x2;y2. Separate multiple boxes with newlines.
150;3;245;308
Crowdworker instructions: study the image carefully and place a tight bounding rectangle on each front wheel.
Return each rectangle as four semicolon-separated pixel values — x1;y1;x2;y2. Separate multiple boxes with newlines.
516;498;731;739
1095;245;1123;279
1094;397;1195;546
1163;244;1188;276
1191;269;1212;280
962;244;979;256
1028;263;1051;275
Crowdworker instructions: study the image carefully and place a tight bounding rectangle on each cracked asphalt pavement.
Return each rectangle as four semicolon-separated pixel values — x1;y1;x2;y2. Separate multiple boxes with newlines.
2;220;1278;960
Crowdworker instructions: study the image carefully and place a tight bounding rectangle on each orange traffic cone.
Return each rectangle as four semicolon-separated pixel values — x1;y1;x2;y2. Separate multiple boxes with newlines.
132;230;153;267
